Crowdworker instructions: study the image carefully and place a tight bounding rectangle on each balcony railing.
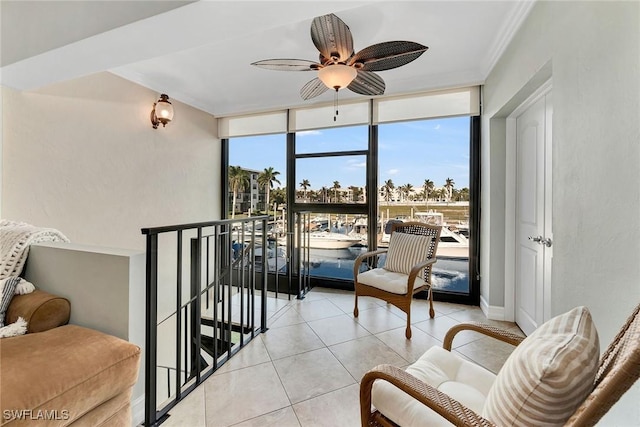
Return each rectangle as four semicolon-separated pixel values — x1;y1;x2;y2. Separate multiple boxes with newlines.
142;217;271;426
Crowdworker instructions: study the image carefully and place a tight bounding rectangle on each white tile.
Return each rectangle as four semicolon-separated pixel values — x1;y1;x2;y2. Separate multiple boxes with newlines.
292;298;344;322
273;348;356;404
163;385;206;427
328;336;406;382
455;336;515;374
268;307;306;329
307;314;371;346
375;327;441;364
353;306;407;334
214;336;271;375
293;384;361;427
414;314;484;346
231;407;300;427
261;323;324;360
204;362;290;426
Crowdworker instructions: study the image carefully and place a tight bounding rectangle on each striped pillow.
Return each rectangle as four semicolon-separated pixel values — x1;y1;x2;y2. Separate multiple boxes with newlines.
483;306;599;426
0;277;21;327
384;232;433;275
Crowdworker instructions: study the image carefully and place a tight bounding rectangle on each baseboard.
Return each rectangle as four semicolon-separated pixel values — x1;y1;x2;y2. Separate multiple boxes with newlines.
132;395;145;427
480;296;505;321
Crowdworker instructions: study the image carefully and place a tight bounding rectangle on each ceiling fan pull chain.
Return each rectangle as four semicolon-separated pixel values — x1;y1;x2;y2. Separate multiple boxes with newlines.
334;88;339;121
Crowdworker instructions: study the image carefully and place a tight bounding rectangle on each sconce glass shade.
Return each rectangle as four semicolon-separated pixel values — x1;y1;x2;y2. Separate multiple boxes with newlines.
151;94;174;129
318;64;357;90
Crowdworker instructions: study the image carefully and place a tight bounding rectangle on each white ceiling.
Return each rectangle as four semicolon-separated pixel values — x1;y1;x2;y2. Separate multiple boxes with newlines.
1;1;535;118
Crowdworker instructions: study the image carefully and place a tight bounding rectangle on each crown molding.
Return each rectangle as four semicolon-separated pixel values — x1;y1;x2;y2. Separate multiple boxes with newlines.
481;0;537;78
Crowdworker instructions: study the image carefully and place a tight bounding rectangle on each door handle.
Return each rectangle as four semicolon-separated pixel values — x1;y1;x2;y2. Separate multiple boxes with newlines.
528;235;552;247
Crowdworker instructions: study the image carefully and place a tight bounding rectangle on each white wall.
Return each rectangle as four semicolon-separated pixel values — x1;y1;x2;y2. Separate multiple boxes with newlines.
482;1;640;422
2;71;220;251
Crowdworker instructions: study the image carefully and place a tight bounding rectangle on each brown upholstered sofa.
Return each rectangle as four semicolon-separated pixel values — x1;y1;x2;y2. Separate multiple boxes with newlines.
0;290;141;426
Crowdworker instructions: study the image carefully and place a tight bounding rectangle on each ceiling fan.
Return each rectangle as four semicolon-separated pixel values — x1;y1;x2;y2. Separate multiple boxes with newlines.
252;13;428;117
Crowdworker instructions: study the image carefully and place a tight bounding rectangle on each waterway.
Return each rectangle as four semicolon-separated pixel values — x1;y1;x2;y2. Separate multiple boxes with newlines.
301;247;469;293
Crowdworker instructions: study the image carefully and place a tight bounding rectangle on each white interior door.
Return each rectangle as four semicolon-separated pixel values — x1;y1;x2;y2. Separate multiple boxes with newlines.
515;91;552;335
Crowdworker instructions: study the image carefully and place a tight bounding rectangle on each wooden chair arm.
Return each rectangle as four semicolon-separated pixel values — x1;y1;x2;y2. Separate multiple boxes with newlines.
406;257;437;294
353;249;389;278
443;322;525;351
361;364;497;427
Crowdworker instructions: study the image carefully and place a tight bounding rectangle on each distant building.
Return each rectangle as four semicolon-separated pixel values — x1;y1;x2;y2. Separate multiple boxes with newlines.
230;168;266;214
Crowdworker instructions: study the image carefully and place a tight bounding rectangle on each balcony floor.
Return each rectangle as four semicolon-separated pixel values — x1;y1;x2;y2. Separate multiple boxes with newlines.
161;287;522;427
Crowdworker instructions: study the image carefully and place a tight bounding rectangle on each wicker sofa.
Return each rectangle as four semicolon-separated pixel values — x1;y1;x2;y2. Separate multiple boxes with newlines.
0;290;141;426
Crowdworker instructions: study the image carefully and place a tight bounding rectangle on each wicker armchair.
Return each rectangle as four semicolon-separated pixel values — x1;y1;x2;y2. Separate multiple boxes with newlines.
353;222;441;339
361;303;640;427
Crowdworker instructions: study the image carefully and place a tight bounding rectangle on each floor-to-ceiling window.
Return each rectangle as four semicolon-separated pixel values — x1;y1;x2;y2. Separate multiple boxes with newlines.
291;125;370;282
223;87;480;304
378;117;471;295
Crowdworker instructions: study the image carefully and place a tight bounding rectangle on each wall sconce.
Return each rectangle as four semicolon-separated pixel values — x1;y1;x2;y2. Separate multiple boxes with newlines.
150;94;174;129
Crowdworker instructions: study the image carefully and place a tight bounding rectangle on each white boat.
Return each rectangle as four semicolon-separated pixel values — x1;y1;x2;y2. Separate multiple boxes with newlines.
253;246;287;272
380;211;469;259
278;231;361;249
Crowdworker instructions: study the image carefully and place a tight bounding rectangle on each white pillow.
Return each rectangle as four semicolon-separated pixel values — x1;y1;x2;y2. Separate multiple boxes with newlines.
0;277;35;296
384;232;433;275
483;306;600;426
0;317;28;338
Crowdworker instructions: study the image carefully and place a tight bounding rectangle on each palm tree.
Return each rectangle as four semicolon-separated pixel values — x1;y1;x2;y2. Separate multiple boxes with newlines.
401;183;414;202
257;167;281;215
229;166;250;219
271;187;286;206
458;187;470;202
423;179;434;206
320;186;328;203
383;179;395;202
300;179;311;201
349;186;363;203
332;181;341;202
444;177;455;203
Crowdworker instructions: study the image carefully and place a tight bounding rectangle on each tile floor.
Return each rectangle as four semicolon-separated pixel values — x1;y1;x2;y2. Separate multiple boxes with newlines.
161;287;522;427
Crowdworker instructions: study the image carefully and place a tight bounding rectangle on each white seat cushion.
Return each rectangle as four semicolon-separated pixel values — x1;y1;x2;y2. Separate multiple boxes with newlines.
372;346;496;427
357;268;426;294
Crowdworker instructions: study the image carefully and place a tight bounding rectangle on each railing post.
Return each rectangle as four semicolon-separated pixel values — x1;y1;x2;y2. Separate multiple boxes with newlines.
190;231;202;382
144;233;158;427
260;218;268;332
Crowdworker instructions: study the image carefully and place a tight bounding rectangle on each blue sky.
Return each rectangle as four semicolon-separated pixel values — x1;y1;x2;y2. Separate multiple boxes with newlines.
229;116;470;190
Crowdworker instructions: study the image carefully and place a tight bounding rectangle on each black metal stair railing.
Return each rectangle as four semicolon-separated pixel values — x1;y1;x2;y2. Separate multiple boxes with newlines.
141;216;272;427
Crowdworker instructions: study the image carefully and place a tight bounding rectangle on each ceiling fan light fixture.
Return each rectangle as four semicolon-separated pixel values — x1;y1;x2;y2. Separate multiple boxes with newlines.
318;64;357;90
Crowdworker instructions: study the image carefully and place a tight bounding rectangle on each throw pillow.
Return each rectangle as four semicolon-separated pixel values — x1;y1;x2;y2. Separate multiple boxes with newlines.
0;276;21;327
483;306;600;426
0;316;28;338
384;232;433;275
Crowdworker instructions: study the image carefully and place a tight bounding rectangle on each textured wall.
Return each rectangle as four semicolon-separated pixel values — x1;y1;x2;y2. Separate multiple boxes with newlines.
2;72;220;251
482;2;640;422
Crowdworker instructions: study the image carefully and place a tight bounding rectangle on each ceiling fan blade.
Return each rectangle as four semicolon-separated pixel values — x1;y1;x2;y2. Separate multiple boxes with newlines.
348;70;385;96
310;14;354;63
251;59;321;71
300;78;329;100
348;41;428;72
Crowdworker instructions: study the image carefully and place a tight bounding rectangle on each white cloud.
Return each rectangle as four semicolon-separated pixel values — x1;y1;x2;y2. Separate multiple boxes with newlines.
388;169;399;175
353;162;366;168
434;124;441;130
297;130;322;136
